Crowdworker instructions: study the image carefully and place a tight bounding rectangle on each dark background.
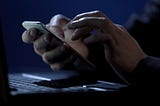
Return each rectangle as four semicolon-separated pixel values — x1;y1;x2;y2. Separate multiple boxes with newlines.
0;0;147;72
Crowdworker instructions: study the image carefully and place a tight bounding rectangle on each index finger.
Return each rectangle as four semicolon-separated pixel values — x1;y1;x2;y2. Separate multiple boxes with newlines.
71;10;106;21
68;17;112;30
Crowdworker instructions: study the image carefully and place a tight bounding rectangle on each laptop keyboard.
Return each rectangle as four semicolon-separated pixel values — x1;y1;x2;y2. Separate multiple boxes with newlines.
8;73;127;95
8;74;62;94
8;73;97;94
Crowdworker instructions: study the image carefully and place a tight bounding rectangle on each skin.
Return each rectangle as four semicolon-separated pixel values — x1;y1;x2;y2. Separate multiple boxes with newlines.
22;10;147;73
22;15;88;70
68;10;147;73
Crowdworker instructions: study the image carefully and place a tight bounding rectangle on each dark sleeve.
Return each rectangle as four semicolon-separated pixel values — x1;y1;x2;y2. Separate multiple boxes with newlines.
125;0;160;57
129;56;160;88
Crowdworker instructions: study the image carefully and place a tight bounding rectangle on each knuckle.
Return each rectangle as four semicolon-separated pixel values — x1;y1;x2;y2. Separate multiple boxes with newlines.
119;25;125;30
115;24;124;29
76;14;82;19
118;25;124;29
116;24;127;32
79;17;86;21
53;14;66;19
50;14;70;24
33;44;45;56
42;53;50;64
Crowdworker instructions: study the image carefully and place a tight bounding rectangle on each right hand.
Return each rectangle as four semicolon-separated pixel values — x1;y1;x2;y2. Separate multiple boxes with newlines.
68;10;147;73
22;14;88;70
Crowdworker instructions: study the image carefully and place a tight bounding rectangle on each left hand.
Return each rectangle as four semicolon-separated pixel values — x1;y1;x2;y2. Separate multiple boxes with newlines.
22;14;89;70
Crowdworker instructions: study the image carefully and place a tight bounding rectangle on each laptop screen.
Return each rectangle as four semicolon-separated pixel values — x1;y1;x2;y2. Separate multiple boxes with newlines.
0;18;10;103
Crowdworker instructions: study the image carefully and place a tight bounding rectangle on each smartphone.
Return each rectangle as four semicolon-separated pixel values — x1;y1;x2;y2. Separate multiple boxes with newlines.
22;21;96;71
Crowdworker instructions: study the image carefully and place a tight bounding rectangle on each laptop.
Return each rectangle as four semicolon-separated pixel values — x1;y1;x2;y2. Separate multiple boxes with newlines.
0;19;128;104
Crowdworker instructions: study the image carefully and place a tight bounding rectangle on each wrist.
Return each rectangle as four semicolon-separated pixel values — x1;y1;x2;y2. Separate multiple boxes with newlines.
128;53;148;73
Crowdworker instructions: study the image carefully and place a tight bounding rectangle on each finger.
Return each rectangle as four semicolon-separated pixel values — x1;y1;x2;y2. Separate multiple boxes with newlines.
83;31;109;44
71;26;92;40
35;30;66;55
83;30;117;52
69;17;121;46
84;30;117;47
33;33;62;55
33;34;50;55
71;10;105;21
22;28;41;43
42;45;72;64
70;16;122;45
68;17;109;29
50;55;76;70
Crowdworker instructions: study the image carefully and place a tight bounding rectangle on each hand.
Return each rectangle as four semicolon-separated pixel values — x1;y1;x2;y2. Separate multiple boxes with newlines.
68;10;147;73
22;14;88;70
